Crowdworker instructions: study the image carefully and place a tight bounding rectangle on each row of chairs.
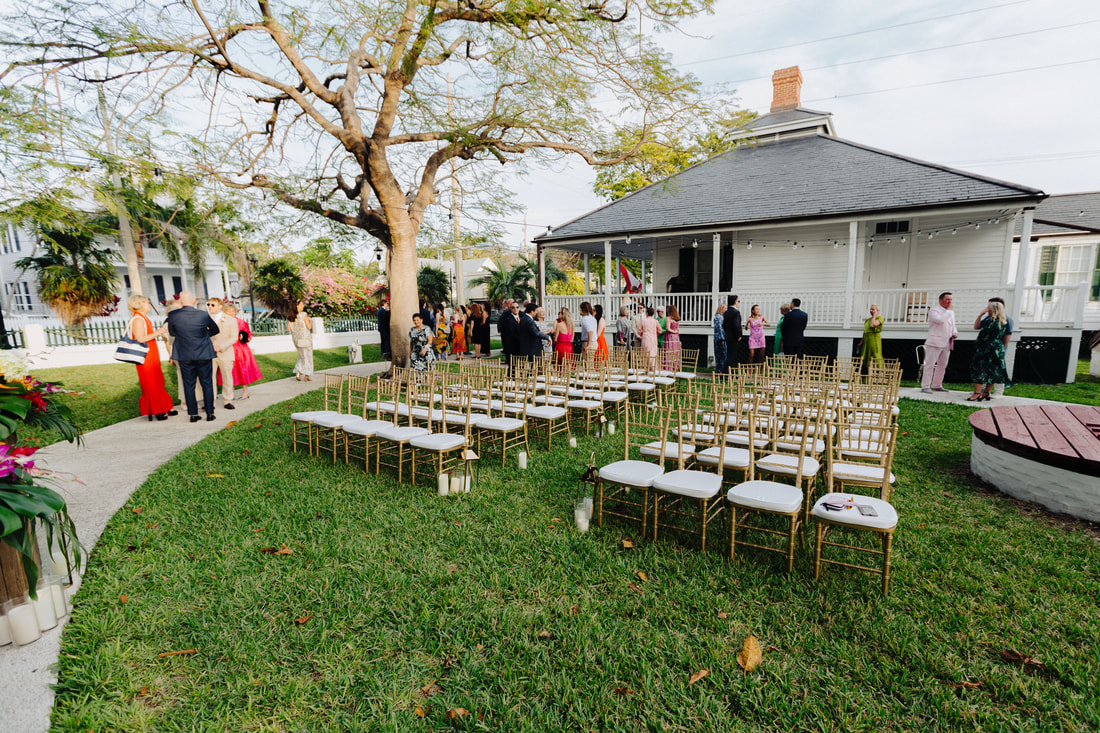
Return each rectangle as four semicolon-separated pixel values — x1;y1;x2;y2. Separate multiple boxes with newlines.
594;362;902;594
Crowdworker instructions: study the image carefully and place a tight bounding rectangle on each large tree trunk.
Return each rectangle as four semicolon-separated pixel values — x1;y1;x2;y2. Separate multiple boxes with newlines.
387;221;419;369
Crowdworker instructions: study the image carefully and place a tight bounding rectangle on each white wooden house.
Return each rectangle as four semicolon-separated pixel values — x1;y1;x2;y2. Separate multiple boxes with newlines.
536;66;1084;383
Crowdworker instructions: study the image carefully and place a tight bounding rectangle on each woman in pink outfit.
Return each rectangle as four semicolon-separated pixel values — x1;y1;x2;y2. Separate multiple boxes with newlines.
224;303;263;399
638;306;662;368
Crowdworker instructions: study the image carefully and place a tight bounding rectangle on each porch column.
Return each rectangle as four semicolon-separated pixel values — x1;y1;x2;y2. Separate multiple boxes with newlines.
538;245;546;304
1011;209;1034;327
583;253;590;296
603;240;613;321
710;232;721;360
615;257;621;295
641;260;647;294
843;220;858;329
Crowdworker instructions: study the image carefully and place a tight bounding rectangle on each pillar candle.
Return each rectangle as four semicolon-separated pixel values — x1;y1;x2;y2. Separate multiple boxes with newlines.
51;549;70;577
518;451;527;469
608;422;616;435
50;580;67;620
568;437;577;448
8;603;41;646
582;497;594;521
574;506;590;533
450;476;462;495
437;473;449;496
34;591;57;631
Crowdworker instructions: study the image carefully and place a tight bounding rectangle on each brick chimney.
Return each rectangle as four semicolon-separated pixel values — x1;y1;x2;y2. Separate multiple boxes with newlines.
770;66;803;113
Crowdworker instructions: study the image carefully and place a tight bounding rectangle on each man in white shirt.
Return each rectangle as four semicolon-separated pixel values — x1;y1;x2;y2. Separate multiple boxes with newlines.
921;291;957;393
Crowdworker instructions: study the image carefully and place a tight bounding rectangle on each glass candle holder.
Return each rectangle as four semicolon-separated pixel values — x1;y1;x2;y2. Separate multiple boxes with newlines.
6;595;42;646
34;580;58;631
0;600;13;646
47;575;68;620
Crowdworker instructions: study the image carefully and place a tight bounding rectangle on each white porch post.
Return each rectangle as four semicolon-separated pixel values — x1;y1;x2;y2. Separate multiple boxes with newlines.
537;245;546;304
1011;209;1034;326
843;220;858;329
641;260;647;294
603;240;613;320
710;232;721;360
615;257;621;295
583;253;590;295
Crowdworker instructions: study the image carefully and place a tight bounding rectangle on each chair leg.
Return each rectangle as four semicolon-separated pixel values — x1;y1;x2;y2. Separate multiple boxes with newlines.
882;532;893;596
813;522;826;580
787;514;798;573
729;506;738;562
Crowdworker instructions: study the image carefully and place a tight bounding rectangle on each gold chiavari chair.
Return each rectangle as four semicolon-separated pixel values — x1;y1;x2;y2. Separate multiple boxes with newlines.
312;374;371;463
290;372;344;455
410;373;476;486
343;374;399;473
595;399;670;539
811;492;899;596
374;373;431;481
475;370;531;468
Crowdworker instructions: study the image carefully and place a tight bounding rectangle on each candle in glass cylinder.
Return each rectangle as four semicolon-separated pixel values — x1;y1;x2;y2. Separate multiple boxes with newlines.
8;600;41;645
608;421;616;435
437;473;449;496
574;505;590;532
34;587;57;631
450;476;462;495
517;451;527;469
0;606;11;646
568;437;577;448
49;576;67;619
463;473;472;493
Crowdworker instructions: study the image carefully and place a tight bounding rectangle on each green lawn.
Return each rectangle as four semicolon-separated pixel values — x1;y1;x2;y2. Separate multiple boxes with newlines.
51;394;1100;731
903;359;1099;405
25;345;385;446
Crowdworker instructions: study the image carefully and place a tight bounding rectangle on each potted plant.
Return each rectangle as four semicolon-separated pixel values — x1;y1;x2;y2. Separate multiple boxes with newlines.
0;354;82;603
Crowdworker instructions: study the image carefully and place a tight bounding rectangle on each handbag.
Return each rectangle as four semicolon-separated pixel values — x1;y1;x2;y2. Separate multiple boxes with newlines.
114;336;149;364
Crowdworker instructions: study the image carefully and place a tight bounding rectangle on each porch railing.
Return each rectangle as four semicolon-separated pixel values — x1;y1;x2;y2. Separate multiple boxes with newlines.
545;285;1086;330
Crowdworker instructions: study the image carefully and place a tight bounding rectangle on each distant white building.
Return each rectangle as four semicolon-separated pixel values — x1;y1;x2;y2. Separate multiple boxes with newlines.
0;221;232;318
415;255;498;302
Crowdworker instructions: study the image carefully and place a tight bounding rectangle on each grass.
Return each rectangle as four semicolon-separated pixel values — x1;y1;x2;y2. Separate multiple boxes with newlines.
50;392;1100;731
24;345;384;446
903;359;1099;405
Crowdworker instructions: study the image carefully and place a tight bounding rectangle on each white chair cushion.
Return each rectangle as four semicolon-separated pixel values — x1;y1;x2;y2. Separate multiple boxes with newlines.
695;445;752;469
653;469;722;499
725;430;770;449
602;391;629;403
675;371;696;380
313;413;366;429
531;394;568;406
566;399;601;410
812;493;897;530
526;405;567;420
365;401;411;417
290;410;339;422
599;460;664;487
775;437;827;454
443;411;475;425
727;480;803;514
653;376;676;386
831;462;895;484
640;441;696;459
674;423;717;443
757;453;821;477
627;383;655;392
375;425;430;442
343;419;394;436
410;433;467;451
478;417;525;432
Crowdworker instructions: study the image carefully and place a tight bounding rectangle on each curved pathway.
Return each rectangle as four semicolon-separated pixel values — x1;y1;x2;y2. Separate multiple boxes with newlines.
0;362;389;732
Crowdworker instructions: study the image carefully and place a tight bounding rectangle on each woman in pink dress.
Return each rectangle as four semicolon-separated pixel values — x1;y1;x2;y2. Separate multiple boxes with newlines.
224;303;263;398
746;304;770;365
638;306;662;368
661;304;681;369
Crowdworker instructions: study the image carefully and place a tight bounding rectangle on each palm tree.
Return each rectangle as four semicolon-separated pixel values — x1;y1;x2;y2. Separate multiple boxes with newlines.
252;259;305;319
16;228;118;329
417;265;450;305
517;253;567;293
468;260;531;307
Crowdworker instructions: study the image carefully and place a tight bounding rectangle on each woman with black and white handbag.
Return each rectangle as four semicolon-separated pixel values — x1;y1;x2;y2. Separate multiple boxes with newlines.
127;294;177;421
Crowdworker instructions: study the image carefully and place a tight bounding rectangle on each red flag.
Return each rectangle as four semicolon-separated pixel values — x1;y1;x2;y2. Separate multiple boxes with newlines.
620;264;641;293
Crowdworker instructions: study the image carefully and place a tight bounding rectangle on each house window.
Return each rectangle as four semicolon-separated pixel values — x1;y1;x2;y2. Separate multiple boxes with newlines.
1037;246;1057;301
153;275;166;304
874;220;910;236
172;276;183;298
1;227;10;254
124;275;131;290
6;282;32;312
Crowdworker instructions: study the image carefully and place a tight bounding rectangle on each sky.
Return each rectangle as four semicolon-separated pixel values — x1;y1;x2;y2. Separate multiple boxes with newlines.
498;0;1100;249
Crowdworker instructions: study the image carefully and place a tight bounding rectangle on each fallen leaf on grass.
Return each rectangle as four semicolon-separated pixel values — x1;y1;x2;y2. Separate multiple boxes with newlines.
621;539;634;549
132;507;143;514
627;583;643;594
206;473;225;479
689;669;709;684
224;421;237;429
538;630;552;639
252;528;265;533
636;571;648;582
717;612;729;619
119;594;128;605
1000;649;1047;670
550;517;562;523
420;680;442;697
260;543;294;555
949;680;983;689
157;648;197;658
414;706;426;718
737;635;763;672
251;422;264;430
614;686;634;696
145;522;158;529
242;449;251;456
569;605;578;616
294;614;313;625
137;686;150;697
446;708;469;719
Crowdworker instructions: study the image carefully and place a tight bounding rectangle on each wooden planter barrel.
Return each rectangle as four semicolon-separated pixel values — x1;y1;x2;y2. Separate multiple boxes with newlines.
0;539;32;605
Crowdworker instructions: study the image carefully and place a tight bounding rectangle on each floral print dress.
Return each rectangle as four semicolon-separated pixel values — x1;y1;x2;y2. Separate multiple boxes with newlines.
409;325;435;371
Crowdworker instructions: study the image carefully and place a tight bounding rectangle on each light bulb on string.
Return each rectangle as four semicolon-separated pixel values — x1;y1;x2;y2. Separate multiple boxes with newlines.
746;240;752;250
900;236;906;243
928;232;933;239
952;228;957;235
975;223;980;230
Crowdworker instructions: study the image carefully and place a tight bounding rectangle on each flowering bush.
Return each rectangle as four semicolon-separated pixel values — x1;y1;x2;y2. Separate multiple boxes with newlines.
300;267;383;319
0;353;82;598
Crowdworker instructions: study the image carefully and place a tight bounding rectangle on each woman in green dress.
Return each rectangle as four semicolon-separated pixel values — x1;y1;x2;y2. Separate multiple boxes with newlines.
861;304;884;366
773;303;790;355
968;300;1010;401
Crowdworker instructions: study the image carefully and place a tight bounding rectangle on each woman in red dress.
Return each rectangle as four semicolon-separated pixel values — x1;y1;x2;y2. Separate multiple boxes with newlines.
224;303;263;399
127;295;176;421
553;307;575;364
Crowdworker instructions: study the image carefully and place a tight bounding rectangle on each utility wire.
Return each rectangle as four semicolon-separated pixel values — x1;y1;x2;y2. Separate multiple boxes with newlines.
681;0;1036;65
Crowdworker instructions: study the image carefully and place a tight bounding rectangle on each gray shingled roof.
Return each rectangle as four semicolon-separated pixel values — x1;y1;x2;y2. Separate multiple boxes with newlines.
1015;191;1100;236
741;107;832;129
539;135;1044;242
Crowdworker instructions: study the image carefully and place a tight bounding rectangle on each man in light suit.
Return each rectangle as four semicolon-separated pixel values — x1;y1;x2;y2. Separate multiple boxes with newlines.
167;291;220;422
206;297;239;410
780;297;808;358
921;291;957;393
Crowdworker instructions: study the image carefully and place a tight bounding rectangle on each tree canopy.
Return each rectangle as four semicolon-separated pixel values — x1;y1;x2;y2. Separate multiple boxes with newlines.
1;0;726;366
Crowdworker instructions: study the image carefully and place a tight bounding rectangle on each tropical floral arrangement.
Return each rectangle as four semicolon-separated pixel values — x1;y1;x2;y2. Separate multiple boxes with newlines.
0;353;82;597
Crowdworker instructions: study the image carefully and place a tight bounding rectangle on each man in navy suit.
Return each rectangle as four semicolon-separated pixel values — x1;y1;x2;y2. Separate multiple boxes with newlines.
780;297;808;358
498;299;520;370
518;302;550;358
167;291;220;422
